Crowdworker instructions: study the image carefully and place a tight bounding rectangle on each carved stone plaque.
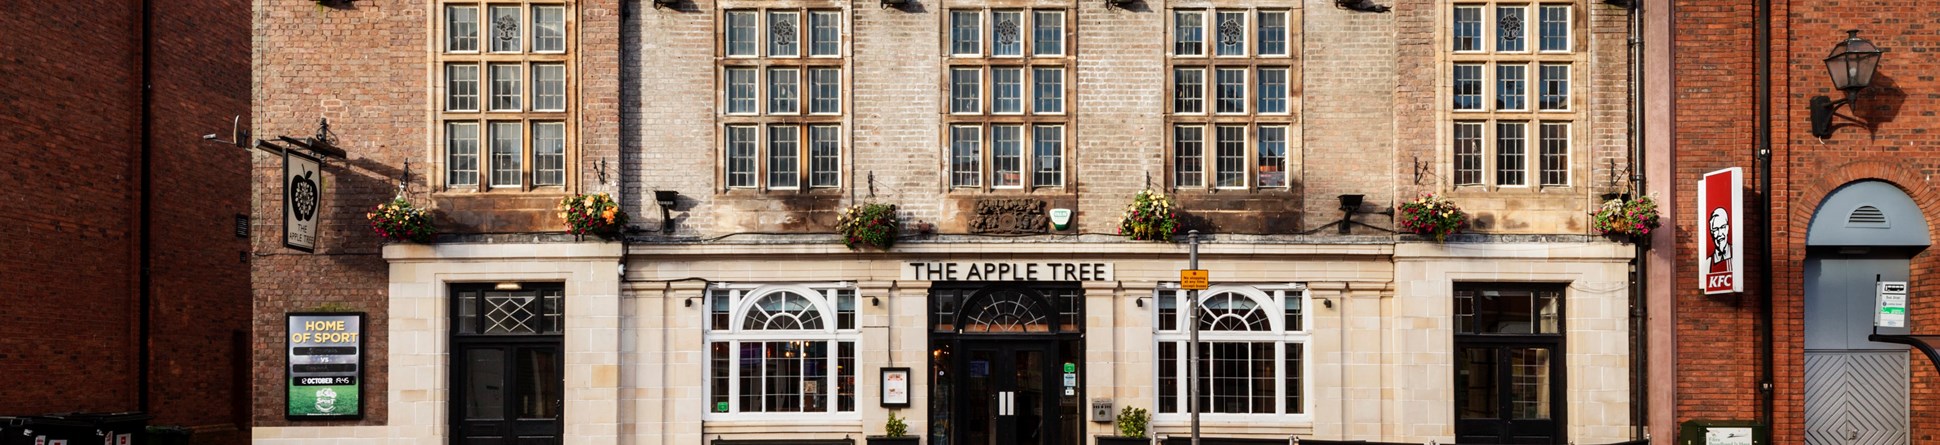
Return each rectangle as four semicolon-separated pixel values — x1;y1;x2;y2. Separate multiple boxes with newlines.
968;199;1049;234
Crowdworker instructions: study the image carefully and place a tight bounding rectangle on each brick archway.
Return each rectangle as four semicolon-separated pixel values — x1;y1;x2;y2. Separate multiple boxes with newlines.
1775;160;1940;445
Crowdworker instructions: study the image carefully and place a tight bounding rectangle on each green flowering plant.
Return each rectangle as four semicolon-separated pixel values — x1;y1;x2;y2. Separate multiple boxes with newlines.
1591;194;1660;238
1118;189;1181;242
1397;193;1469;242
837;203;899;250
366;196;435;243
559;193;629;238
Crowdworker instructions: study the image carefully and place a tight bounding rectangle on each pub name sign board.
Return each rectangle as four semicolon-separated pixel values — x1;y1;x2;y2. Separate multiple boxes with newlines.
904;262;1114;282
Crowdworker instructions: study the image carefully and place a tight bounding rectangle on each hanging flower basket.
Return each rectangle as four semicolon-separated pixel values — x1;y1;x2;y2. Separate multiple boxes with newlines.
559;193;629;239
1591;194;1661;238
1397;193;1469;242
837;203;899;250
366;196;436;243
1118;189;1180;242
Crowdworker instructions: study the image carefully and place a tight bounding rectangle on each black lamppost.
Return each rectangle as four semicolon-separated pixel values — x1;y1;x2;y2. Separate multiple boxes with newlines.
1810;30;1885;139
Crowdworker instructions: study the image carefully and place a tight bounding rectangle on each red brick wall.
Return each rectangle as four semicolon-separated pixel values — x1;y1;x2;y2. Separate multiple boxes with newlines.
0;0;251;443
247;0;622;427
1673;1;1940;442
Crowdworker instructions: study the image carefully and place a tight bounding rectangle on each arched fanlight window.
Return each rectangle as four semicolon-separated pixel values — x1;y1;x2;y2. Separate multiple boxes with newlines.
1199;291;1271;331
960;288;1054;333
742;291;826;330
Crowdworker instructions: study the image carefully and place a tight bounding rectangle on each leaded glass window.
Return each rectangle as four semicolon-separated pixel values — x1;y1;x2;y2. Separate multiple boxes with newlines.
992;125;1023;188
453;284;564;336
1496;121;1527;186
769;11;800;57
447;6;479;52
532;122;565;186
719;8;846;190
447;122;480;187
768;125;800;189
437;1;574;191
1454;122;1485;186
992;11;1023;57
1496;5;1525;52
945;8;1070;190
1170;7;1296;191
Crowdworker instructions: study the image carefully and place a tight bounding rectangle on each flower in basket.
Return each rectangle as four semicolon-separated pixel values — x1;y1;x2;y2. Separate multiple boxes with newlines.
559;193;629;238
1397;193;1469;242
836;202;899;250
1591;194;1661;238
1118;189;1180;242
366;196;436;243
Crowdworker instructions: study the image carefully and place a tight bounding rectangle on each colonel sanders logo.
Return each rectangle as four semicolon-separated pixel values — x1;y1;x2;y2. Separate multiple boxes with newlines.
1708;207;1732;266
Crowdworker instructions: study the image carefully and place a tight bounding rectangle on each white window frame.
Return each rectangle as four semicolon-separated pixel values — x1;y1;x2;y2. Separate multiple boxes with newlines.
1493;4;1529;53
1152;283;1312;423
1255;10;1290;57
1212;10;1249;58
1536;4;1571;54
1173;10;1207;57
703;283;863;421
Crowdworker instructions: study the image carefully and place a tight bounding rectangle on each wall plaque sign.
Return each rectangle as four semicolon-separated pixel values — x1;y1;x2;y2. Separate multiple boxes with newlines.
969;198;1049;234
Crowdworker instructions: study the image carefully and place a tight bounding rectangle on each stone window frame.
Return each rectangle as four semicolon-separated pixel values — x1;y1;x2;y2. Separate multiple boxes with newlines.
433;1;578;193
1443;0;1581;191
1165;6;1302;193
717;2;851;193
703;283;862;420
1152;283;1311;421
938;5;1075;193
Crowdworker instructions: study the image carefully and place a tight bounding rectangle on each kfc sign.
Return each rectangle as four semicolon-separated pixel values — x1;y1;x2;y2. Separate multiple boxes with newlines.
1698;167;1744;294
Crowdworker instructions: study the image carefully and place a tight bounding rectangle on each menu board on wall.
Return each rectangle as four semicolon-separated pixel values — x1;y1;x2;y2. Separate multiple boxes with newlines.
286;312;364;420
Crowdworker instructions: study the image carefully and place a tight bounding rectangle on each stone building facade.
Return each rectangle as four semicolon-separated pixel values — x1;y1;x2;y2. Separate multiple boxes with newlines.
1;1;252;443
249;0;1640;444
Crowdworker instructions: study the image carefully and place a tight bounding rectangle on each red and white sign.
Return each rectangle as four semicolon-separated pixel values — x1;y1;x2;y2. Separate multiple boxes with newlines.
1698;167;1744;294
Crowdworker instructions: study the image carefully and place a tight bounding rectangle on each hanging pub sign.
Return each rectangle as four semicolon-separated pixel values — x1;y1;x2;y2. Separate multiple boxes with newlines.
1698;167;1744;295
283;149;323;252
286;312;364;420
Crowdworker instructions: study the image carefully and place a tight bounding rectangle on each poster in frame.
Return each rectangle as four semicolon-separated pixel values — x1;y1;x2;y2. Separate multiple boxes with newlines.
880;367;911;407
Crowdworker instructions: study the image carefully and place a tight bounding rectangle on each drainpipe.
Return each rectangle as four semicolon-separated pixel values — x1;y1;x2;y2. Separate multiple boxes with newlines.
1754;0;1775;435
1626;0;1647;438
137;0;155;415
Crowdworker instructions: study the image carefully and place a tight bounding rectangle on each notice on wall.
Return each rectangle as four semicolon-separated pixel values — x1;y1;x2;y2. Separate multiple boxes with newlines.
903;262;1114;282
286;312;363;420
282;149;322;252
1704;427;1754;445
1877;281;1909;328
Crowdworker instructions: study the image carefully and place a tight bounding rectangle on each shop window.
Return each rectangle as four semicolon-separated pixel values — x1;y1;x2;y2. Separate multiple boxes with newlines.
706;284;860;415
1154;284;1308;417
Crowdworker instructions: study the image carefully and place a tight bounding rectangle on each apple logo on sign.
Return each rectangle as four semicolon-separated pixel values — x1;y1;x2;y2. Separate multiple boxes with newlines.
291;171;319;222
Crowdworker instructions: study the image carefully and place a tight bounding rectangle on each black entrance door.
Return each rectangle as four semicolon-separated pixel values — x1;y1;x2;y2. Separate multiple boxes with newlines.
956;340;1058;445
1454;342;1562;444
451;284;566;445
453;342;564;444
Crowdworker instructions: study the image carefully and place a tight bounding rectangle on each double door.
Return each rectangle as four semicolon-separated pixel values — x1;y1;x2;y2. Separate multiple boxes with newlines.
955;340;1059;445
1455;341;1563;445
452;341;564;445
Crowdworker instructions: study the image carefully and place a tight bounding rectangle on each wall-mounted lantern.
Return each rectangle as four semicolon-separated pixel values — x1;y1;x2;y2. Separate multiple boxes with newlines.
655;190;680;234
1810;30;1886;139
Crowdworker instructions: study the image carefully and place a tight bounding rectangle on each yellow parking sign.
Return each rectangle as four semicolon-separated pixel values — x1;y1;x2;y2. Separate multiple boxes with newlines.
1181;269;1209;290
